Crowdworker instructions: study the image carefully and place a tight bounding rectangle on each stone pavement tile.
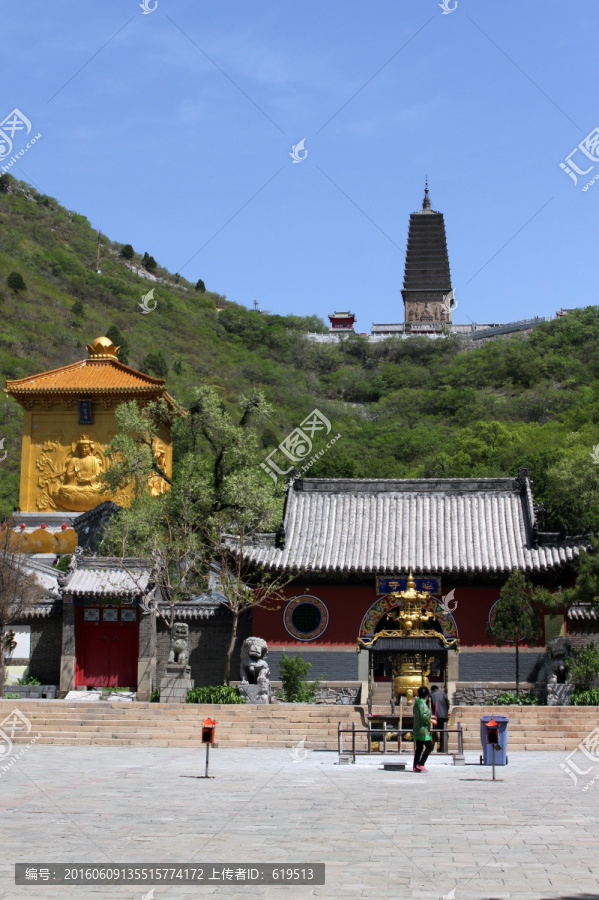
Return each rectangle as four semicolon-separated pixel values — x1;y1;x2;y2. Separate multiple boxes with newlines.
2;747;599;900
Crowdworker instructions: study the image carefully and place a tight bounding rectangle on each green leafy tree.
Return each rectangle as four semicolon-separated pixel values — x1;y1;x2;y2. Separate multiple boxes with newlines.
101;388;285;661
103;399;176;500
487;569;541;695
7;272;26;293
142;252;157;272
141;350;168;378
536;537;599;616
195;279;206;293
0;174;10;193
279;653;322;702
120;244;134;259
72;299;84;318
544;443;599;534
142;351;168;378
567;642;599;692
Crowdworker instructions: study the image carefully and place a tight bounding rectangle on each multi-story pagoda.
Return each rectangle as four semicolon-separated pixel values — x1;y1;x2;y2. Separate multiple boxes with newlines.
402;180;455;332
4;335;175;554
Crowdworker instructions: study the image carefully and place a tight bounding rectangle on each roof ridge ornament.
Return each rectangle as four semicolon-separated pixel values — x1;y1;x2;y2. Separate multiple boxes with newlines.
423;177;431;210
86;336;120;360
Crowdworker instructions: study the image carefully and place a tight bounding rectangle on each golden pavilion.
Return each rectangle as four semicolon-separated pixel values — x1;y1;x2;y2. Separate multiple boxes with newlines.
4;336;175;554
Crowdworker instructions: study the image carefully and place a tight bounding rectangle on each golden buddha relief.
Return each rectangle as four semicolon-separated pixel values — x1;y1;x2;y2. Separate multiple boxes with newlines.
36;434;108;512
148;440;168;496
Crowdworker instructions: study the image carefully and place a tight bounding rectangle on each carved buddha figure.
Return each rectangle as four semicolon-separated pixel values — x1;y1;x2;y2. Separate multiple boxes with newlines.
54;435;103;511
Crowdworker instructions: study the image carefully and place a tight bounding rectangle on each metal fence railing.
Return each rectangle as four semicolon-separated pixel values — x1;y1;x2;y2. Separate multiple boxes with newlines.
338;721;464;764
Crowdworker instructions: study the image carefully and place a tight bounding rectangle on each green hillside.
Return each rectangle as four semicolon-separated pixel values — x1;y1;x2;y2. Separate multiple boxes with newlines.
1;174;599;532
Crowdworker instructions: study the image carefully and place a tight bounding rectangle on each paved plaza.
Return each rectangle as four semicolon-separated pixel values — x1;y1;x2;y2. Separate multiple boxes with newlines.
0;745;597;900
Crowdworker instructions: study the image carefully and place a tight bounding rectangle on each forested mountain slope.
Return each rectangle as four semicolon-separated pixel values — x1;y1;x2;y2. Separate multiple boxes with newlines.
1;175;598;532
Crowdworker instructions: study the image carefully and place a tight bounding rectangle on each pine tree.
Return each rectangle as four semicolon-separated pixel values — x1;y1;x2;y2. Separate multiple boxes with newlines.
7;272;26;293
487;569;541;695
142;252;157;272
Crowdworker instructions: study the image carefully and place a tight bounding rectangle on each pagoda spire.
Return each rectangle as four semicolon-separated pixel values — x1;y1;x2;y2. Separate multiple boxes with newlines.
402;183;453;330
423;177;431;210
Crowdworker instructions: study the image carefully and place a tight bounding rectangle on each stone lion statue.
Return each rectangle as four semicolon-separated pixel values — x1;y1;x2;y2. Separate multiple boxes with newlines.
168;622;189;666
240;637;270;685
542;635;571;684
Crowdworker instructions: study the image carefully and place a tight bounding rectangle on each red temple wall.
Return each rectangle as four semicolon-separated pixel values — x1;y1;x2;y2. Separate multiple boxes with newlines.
254;584;553;649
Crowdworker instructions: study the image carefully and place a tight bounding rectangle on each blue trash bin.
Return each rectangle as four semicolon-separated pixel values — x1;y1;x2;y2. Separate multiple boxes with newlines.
480;715;509;766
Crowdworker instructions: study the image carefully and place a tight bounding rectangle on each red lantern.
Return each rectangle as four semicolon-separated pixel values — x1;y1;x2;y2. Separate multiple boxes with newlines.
41;523;47;529
61;523;68;530
19;523;26;530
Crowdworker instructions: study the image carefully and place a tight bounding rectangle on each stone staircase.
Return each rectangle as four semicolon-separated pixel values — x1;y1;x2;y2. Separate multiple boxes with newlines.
451;705;599;752
0;700;363;749
0;700;596;751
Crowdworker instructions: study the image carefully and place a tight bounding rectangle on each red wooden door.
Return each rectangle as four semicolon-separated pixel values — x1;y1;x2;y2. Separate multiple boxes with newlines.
76;607;139;688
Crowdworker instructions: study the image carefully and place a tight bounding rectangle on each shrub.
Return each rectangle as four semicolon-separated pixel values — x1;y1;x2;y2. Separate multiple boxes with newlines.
142;350;168;378
142;252;157;271
572;689;599;706
494;691;539;706
195;279;206;293
54;555;71;572
7;272;26;293
151;688;160;702
5;693;19;699
16;676;41;685
279;652;322;702
0;174;10;193
567;642;599;691
120;244;134;260
72;300;84;318
186;685;246;704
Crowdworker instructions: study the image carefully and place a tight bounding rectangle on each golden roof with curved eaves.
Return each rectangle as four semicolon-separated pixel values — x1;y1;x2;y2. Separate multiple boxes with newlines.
4;336;176;406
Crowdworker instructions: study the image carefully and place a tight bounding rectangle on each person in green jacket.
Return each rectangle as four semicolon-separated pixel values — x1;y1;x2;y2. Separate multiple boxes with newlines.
412;685;436;772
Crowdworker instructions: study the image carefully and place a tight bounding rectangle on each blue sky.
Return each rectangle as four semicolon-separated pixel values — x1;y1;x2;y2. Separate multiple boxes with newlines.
2;0;597;329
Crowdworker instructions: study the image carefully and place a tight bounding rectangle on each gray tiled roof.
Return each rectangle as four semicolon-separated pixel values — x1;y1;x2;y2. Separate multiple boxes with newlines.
240;477;586;576
62;557;153;597
568;606;598;620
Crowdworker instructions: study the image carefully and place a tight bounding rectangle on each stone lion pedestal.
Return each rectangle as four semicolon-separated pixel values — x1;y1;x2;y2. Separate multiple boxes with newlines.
237;636;271;704
160;664;192;703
